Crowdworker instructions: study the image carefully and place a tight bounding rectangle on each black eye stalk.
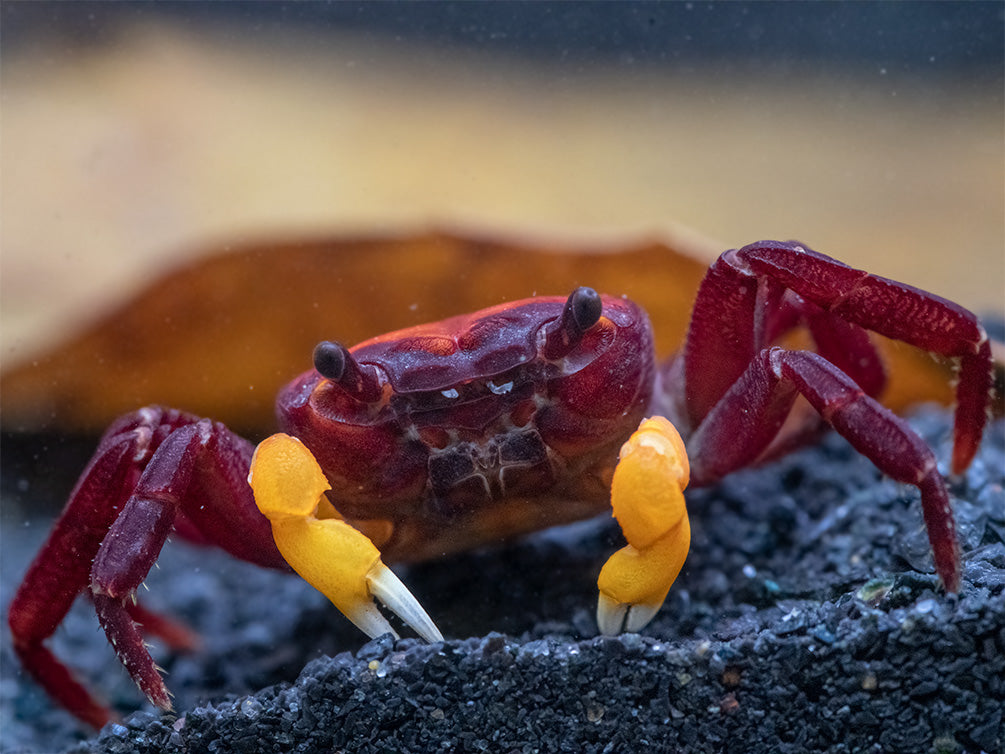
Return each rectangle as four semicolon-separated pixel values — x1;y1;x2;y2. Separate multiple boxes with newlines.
542;287;603;360
313;341;383;402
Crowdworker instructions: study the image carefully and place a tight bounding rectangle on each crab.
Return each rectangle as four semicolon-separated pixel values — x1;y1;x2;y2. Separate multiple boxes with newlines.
8;240;993;729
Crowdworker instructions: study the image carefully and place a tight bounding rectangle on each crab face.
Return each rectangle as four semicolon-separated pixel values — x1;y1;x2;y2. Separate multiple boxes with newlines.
276;289;655;561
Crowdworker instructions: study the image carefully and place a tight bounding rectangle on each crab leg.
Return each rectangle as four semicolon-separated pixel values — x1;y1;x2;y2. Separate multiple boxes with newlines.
736;241;992;473
8;422;152;728
249;434;443;643
87;418;282;711
681;242;992;475
10;407;290;728
597;418;691;635
689;347;961;591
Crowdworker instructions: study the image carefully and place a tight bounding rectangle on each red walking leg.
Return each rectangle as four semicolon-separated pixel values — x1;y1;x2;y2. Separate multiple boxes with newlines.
735;241;993;473
87;418;283;715
9;422;148;728
680;242;992;474
688;348;962;591
8;407;282;728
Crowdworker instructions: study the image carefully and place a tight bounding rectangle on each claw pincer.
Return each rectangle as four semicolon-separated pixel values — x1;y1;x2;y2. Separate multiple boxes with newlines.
249;433;442;643
597;417;691;634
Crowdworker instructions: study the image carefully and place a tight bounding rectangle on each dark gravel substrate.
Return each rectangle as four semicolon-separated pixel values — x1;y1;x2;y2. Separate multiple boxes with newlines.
2;408;1003;754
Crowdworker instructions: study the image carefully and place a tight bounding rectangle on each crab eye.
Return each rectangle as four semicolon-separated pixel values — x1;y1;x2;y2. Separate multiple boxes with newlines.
569;286;603;332
313;341;347;381
313;341;382;402
542;287;602;359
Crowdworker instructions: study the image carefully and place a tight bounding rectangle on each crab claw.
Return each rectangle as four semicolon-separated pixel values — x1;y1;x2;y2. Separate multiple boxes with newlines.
597;417;691;635
249;433;443;643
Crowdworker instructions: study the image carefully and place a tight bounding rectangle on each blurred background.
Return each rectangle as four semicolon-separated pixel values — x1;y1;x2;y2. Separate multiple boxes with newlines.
2;1;1003;364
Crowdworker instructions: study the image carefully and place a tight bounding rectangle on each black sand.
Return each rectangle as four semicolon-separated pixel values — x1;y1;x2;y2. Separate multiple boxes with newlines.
2;408;1003;753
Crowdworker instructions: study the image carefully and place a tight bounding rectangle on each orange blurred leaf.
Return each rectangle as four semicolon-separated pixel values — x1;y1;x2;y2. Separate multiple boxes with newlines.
1;230;964;436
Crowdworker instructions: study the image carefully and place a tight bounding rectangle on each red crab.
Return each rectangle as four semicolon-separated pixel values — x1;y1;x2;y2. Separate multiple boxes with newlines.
8;241;993;729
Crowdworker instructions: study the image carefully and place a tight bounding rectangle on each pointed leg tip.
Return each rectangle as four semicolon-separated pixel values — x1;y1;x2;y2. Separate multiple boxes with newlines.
950;444;976;477
79;705;117;731
941;568;962;595
153;697;174;714
141;679;174;714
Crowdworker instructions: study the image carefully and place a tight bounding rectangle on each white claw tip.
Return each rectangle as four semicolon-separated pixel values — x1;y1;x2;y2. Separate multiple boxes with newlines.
597;594;628;636
367;565;444;643
623;601;661;633
596;594;661;636
343;601;400;642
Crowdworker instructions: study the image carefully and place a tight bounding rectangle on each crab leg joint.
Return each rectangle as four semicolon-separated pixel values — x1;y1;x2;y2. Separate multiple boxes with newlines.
249;433;443;643
597;417;692;635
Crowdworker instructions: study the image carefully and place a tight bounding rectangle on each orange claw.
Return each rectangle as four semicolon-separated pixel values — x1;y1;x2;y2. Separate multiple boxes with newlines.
597;417;691;634
249;433;442;643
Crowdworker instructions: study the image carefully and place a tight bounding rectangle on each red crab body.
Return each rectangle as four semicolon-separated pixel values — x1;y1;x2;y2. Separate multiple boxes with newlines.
281;293;654;562
8;241;993;729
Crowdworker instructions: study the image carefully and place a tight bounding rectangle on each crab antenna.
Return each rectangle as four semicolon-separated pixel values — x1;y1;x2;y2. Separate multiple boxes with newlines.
313;341;383;403
542;287;603;360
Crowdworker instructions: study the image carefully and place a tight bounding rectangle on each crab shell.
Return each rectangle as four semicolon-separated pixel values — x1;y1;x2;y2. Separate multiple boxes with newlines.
277;294;655;562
